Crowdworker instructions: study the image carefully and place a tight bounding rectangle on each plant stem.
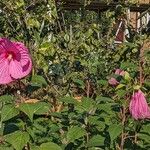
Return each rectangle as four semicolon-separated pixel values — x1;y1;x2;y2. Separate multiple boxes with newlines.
86;80;90;98
120;106;126;150
139;42;144;86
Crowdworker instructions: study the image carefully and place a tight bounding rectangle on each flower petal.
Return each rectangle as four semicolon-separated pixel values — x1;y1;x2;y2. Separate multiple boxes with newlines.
9;59;32;79
0;38;19;54
13;42;32;72
0;56;13;84
9;60;24;79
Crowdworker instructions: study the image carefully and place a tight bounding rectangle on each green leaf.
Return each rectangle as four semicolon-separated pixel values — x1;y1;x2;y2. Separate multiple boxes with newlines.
34;102;51;115
116;90;126;98
96;96;113;102
97;80;108;86
97;103;115;112
1;104;19;122
88;148;103;150
141;124;150;135
73;79;85;88
116;84;125;90
18;102;50;122
124;71;131;81
88;116;100;125
5;131;30;150
64;34;70;42
0;146;14;150
59;96;78;104
30;145;40;150
40;142;62;150
87;135;104;147
138;133;150;143
0;95;14;103
75;97;94;112
133;85;141;90
120;62;138;70
108;124;122;142
26;18;40;28
31;75;47;87
67;126;86;143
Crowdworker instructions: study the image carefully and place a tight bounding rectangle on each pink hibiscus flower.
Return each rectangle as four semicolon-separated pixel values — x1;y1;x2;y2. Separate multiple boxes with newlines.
108;69;125;86
0;38;32;84
129;90;150;120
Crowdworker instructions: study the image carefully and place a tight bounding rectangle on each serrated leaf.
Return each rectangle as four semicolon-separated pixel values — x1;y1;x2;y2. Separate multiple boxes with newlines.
59;96;78;104
18;102;50;122
96;96;113;102
97;80;108;86
1;104;19;122
116;89;126;98
67;126;86;143
97;103;116;112
34;102;51;115
138;133;150;143
31;75;47;87
40;142;62;150
5;131;30;150
87;135;104;147
0;95;14;103
108;124;122;142
0;146;14;150
120;61;138;70
88;116;100;125
75;97;94;112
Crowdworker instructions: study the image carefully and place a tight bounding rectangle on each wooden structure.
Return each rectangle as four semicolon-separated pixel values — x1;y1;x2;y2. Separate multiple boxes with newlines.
57;0;150;43
57;0;150;12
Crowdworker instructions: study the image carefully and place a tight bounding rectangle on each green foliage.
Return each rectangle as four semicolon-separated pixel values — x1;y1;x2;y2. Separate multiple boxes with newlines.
0;0;150;150
1;104;19;122
18;102;50;122
66;126;86;143
40;142;62;150
5;131;30;150
87;135;105;147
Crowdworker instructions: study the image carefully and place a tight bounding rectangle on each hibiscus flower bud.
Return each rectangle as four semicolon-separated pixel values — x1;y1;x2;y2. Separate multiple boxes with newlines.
108;77;119;85
129;90;150;120
115;69;125;76
108;68;125;86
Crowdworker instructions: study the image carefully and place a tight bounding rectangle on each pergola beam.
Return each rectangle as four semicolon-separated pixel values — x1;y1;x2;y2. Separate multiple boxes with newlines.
56;0;150;12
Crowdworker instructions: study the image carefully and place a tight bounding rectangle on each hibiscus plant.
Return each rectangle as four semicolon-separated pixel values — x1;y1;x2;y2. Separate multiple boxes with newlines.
0;0;150;150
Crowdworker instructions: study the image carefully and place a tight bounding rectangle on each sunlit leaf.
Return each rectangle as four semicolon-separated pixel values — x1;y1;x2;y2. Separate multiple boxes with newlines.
67;126;86;143
87;135;104;147
0;95;14;103
18;102;50;122
5;131;30;150
31;75;47;87
1;104;19;122
40;142;62;150
108;124;122;142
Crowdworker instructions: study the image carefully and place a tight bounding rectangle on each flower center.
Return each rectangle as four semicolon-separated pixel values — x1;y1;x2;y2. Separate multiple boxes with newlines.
5;51;15;60
8;54;13;60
